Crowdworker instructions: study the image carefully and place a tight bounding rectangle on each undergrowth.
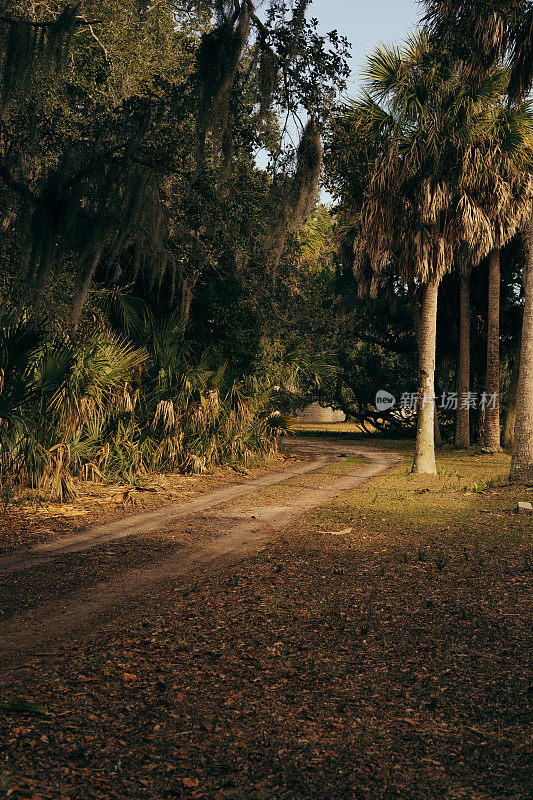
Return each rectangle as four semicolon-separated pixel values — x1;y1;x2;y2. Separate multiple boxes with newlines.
0;307;292;505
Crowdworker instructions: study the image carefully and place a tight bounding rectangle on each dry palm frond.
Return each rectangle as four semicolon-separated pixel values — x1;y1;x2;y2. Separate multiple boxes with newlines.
456;193;493;253
154;399;177;433
202;388;220;417
186;453;207;474
420;179;449;224
119;385;135;414
41;443;77;502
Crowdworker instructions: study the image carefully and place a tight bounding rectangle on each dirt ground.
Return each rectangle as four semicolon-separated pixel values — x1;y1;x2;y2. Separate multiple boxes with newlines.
0;456;295;556
0;441;397;663
0;438;531;800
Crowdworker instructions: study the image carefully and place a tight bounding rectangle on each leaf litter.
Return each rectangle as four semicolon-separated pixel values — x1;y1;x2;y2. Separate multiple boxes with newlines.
0;444;531;800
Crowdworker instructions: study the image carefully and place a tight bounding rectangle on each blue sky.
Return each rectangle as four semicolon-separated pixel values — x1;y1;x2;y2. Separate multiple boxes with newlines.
254;1;423;181
309;0;422;96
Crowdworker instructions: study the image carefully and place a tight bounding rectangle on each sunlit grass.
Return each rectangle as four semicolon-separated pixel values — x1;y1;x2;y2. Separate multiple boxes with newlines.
295;444;531;552
293;422;372;434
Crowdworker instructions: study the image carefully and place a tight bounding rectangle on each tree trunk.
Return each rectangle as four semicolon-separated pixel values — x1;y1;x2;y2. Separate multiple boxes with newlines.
502;352;519;450
412;279;439;475
72;245;104;325
455;273;471;448
434;403;442;446
413;296;442;449
510;210;533;483
179;277;193;334
483;249;501;452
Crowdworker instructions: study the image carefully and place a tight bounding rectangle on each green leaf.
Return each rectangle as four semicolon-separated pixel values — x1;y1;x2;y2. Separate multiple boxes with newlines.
3;698;50;715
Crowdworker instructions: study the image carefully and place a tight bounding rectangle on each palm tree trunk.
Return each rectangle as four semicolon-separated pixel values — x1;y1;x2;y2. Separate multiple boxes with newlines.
502;352;520;450
510;210;533;483
455;273;471;448
483;249;501;452
412;279;439;475
434;403;442;446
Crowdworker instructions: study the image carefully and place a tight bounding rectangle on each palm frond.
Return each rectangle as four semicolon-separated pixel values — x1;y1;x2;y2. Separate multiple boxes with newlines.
363;44;403;102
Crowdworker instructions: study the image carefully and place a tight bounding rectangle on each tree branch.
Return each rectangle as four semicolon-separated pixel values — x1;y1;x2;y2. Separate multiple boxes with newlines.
87;24;109;65
0;165;39;204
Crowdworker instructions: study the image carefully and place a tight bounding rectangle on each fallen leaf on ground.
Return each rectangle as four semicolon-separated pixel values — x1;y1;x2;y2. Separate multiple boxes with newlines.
325;528;353;536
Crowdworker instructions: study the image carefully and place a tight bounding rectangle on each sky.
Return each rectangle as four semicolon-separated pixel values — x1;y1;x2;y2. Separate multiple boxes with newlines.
254;1;423;187
305;0;422;201
308;0;422;97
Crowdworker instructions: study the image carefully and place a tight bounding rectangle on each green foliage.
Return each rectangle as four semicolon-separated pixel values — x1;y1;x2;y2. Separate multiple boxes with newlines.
0;0;350;321
0;2;354;502
0;307;295;504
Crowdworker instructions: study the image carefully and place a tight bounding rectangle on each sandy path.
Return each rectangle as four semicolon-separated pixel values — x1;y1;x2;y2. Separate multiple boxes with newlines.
0;439;401;673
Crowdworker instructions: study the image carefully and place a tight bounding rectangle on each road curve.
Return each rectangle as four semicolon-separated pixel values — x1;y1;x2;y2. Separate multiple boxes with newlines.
0;438;402;673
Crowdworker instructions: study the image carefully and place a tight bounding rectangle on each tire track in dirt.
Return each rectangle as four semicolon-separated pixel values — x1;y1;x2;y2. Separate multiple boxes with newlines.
0;440;401;674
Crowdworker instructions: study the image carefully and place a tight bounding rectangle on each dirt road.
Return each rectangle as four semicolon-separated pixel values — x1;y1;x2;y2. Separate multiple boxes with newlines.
0;438;401;673
1;442;530;800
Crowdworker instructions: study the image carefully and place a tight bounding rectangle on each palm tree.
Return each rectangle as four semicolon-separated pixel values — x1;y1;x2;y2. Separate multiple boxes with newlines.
456;272;471;448
484;249;502;450
503;344;520;448
481;109;533;451
425;0;533;479
511;222;533;480
461;104;533;452
337;35;532;473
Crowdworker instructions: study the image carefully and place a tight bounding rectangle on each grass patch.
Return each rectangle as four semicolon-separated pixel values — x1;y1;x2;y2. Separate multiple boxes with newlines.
294;422;370;433
302;444;530;551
